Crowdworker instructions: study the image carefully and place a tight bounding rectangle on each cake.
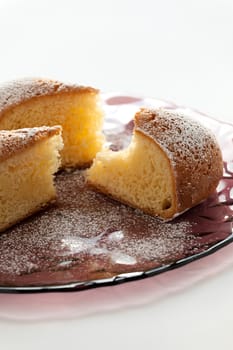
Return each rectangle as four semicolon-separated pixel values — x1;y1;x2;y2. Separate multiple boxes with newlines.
0;126;63;232
0;78;104;168
87;108;223;220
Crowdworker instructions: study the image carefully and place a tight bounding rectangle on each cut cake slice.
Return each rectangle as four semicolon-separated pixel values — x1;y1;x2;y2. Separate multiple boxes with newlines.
0;126;63;232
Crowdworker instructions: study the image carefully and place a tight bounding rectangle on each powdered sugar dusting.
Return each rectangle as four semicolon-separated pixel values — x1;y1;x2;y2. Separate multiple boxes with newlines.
0;170;196;285
0;78;98;117
136;108;221;167
0;126;61;161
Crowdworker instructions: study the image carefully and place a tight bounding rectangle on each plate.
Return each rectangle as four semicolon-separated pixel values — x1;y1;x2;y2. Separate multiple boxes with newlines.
0;93;232;293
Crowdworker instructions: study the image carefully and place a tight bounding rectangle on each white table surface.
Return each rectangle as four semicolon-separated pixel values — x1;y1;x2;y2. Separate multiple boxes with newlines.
0;0;233;349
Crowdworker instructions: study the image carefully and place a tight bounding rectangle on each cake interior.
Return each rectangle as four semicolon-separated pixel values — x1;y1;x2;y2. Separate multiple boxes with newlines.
0;93;104;167
0;134;62;232
87;131;176;218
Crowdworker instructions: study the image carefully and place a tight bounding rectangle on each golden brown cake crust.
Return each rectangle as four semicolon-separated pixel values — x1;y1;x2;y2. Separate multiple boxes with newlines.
0;78;98;120
0;125;61;162
134;108;223;216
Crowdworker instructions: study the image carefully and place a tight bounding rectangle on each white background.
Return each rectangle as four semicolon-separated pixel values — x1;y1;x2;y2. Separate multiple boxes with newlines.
0;0;233;349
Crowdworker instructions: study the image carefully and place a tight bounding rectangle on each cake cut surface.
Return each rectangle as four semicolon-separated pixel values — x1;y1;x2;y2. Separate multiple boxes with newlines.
87;108;223;219
0;78;104;168
0;126;63;232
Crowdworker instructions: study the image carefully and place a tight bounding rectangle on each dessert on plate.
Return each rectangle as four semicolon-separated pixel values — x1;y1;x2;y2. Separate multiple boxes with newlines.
0;78;104;168
87;108;223;219
0;126;63;232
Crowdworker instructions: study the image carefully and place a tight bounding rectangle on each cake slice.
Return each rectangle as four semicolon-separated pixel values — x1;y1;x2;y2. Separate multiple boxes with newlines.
87;108;223;220
0;126;63;232
0;78;104;168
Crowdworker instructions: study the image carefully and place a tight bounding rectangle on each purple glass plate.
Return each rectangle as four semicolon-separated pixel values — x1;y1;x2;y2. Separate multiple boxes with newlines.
0;93;232;293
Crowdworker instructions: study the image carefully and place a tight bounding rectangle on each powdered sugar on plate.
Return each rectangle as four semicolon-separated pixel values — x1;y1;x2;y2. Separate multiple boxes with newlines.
0;170;197;286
